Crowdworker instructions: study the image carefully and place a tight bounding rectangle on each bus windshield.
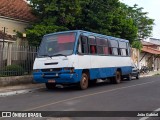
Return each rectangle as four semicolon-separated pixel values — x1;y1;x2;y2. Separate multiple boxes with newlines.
37;32;76;57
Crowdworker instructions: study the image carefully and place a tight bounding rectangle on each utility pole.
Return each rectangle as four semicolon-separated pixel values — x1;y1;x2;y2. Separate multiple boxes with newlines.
2;27;7;48
0;27;8;68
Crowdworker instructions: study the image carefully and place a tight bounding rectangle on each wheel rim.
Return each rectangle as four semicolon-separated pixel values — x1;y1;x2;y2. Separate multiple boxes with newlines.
116;72;121;83
81;74;88;89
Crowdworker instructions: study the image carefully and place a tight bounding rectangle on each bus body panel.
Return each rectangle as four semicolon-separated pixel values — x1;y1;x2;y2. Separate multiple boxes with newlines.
77;55;132;80
33;54;132;84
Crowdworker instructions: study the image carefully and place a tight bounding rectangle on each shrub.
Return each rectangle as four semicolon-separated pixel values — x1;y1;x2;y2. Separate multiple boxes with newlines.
1;64;25;76
154;73;160;76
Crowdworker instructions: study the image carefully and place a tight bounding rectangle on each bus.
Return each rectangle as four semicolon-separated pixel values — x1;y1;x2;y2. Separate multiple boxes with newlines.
33;30;132;90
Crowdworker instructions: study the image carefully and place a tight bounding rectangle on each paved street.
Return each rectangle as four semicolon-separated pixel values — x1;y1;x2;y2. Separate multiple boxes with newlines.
0;76;160;120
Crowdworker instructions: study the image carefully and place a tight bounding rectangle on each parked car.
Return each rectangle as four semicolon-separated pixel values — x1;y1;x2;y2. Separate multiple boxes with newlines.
131;63;140;79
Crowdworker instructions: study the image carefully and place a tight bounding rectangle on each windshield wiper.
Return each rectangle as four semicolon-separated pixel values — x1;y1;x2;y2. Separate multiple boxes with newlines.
38;54;49;58
49;54;67;57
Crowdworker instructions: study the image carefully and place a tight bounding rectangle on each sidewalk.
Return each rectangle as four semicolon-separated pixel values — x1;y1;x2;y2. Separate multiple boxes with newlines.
0;70;160;97
140;70;160;77
0;83;44;97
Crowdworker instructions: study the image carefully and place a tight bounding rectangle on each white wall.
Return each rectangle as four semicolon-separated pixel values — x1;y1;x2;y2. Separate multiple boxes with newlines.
0;17;28;35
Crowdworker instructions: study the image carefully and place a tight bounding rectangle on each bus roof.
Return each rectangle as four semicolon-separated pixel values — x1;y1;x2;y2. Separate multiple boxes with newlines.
44;30;129;42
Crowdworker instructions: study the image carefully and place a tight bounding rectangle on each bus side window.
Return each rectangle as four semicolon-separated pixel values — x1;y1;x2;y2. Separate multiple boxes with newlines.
127;43;131;56
108;39;118;55
108;47;112;55
90;45;96;54
96;38;108;55
80;35;88;54
88;36;97;54
119;41;128;56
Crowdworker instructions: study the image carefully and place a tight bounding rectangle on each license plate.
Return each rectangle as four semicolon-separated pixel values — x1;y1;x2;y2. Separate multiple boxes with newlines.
48;79;55;83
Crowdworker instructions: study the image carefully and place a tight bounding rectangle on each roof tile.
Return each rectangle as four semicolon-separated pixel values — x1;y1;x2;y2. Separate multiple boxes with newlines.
0;0;36;22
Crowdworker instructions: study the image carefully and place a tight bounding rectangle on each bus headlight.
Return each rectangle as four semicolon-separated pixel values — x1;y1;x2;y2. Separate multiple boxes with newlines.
33;69;40;72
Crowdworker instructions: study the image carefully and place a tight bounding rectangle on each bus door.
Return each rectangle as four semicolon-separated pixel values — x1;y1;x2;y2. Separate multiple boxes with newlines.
88;36;100;79
77;35;91;73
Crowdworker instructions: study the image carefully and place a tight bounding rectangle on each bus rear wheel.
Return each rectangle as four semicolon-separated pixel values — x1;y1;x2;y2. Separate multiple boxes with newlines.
79;73;89;90
45;83;56;90
127;74;132;81
111;71;121;84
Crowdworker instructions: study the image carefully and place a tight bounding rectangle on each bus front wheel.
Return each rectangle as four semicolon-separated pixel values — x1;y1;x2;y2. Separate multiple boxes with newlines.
79;73;89;90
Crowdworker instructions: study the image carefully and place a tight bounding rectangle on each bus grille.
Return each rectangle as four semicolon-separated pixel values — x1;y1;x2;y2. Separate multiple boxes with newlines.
41;68;62;72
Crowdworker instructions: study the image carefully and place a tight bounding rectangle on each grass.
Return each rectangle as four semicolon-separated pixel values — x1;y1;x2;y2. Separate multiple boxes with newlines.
154;73;160;76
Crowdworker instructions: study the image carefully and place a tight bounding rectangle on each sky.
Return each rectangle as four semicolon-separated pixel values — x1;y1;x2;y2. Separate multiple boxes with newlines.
120;0;160;39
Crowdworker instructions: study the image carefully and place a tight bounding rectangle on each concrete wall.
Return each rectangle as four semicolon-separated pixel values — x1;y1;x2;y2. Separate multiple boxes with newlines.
0;75;33;87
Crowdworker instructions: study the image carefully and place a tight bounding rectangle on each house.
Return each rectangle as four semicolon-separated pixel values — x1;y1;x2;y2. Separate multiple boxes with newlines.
131;38;160;71
140;38;160;71
0;0;36;67
0;0;36;47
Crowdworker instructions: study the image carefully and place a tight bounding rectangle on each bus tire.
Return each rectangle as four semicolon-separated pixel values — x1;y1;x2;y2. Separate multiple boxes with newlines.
112;71;121;84
79;73;89;90
45;83;56;90
136;73;139;79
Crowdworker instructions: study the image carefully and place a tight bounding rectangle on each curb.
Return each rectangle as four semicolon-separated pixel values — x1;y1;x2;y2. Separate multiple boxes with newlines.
140;75;153;77
0;87;43;97
0;75;33;87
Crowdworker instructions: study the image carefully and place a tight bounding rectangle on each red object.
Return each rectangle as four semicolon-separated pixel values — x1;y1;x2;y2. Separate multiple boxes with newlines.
91;45;96;54
0;0;36;22
58;34;75;43
104;47;109;54
109;47;112;54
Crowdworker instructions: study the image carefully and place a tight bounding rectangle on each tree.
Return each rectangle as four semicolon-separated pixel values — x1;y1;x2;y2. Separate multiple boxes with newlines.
26;0;153;48
122;4;154;40
26;0;82;46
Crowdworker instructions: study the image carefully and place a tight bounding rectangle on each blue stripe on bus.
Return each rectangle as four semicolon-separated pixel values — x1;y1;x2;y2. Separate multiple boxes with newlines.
33;66;132;84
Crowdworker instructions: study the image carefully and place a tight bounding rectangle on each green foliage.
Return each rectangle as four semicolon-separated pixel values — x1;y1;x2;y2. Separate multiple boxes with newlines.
26;24;68;46
26;0;154;47
0;65;25;76
121;4;154;40
154;73;160;76
131;40;143;50
13;30;23;38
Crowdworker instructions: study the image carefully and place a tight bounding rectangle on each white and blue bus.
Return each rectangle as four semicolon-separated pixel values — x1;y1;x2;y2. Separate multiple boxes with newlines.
33;30;132;90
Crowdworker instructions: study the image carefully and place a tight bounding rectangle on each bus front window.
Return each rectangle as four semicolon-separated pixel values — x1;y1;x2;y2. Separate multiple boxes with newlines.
38;32;76;57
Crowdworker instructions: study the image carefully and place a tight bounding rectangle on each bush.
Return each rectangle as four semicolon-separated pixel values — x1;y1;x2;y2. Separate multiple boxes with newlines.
154;73;160;76
0;65;25;76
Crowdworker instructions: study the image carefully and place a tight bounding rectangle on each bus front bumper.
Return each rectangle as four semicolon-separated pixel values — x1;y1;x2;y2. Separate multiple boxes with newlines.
33;72;80;84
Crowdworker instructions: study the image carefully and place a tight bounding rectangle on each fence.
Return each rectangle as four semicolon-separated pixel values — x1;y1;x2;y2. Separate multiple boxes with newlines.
0;44;38;77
